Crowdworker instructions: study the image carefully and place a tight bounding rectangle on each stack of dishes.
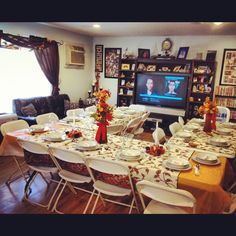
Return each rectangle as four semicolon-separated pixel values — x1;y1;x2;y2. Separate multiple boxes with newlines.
163;158;191;171
176;131;192;139
208;137;230;147
215;128;232;135
75;140;99;151
44;132;66;142
63;116;81;122
192;118;204;126
29;124;47;133
192;152;220;165
184;124;200;132
222;122;236;129
118;149;142;161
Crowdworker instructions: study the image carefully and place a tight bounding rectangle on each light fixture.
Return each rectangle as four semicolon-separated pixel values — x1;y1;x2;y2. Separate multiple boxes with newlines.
93;24;101;28
213;22;223;26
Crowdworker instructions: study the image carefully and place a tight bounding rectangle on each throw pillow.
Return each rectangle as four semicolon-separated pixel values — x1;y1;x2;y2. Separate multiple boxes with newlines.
21;103;38;117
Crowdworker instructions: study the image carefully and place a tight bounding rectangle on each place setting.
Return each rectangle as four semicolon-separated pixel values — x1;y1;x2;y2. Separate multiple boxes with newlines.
191;151;221;166
207;137;231;147
116;148;144;162
43;131;68;142
162;157;192;171
28;124;49;134
213;127;233;136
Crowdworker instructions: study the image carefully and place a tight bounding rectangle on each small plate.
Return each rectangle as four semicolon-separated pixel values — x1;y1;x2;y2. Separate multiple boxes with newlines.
163;160;192;171
176;131;192;139
214;128;232;135
29;125;48;133
117;152;143;162
222;122;236;129
195;152;218;162
44;135;67;142
75;140;98;150
121;149;141;158
207;140;230;147
192;155;221;166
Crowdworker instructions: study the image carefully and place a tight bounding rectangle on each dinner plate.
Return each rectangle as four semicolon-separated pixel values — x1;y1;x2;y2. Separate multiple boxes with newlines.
123;109;136;115
222;122;236;129
166;158;190;168
207;140;230;147
63;117;81;122
117;107;129;111
191;118;204;125
75;140;98;151
176;131;192;139
215;128;232;135
117;152;143;162
29;125;49;133
121;149;141;158
209;137;228;145
184;124;200;131
195;152;218;163
44;133;67;142
163;160;192;171
192;155;221;166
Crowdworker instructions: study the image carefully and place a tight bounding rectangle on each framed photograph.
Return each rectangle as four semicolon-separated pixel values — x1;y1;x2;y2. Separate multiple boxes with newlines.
206;50;217;61
138;48;150;59
105;48;122;78
121;63;130;70
220;49;236;85
121;80;125;86
177;47;189;59
95;45;103;72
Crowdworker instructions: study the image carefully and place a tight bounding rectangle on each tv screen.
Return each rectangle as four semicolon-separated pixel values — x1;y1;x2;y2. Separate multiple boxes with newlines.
134;73;189;109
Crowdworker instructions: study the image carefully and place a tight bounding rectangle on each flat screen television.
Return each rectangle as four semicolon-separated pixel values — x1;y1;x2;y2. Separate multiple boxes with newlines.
134;72;189;109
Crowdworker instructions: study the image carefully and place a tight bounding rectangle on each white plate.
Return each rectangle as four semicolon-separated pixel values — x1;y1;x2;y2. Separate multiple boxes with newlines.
209;137;228;145
75;140;98;150
121;149;141;158
117;107;129;111
192;118;204;125
166;158;190;168
44;133;67;142
184;124;200;131
215;128;232;135
117;153;143;162
207;140;230;147
124;109;136;115
163;160;192;171
29;125;48;133
192;156;221;166
222;122;236;129
75;144;100;151
195;152;218;162
63;117;81;122
176;131;192;138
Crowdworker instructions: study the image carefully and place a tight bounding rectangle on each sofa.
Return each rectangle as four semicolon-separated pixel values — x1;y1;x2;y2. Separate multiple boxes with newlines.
12;94;70;125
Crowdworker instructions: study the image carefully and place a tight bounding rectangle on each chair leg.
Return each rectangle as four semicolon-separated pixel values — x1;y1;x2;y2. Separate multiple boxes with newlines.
228;182;236;192
47;178;64;210
128;197;135;214
91;192;100;214
51;180;67;213
83;189;96;214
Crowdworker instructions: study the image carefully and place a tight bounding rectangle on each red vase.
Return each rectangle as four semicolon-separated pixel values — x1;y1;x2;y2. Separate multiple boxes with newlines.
211;113;216;130
95;123;107;144
203;113;213;133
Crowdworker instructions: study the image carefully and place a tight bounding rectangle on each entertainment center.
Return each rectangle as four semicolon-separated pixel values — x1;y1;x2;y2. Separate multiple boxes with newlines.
117;57;216;130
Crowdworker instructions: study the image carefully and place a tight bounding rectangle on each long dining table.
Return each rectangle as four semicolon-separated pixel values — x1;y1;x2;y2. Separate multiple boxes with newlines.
0;118;235;214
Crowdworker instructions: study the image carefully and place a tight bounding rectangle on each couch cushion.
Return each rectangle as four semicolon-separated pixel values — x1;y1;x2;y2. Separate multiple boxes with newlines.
64;100;80;114
21;103;38;116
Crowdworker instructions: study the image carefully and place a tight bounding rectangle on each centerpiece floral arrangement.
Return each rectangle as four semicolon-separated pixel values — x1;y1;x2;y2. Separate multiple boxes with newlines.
198;96;218;132
92;89;113;143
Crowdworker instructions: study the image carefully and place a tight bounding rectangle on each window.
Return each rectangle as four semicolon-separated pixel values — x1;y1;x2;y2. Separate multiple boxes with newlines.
0;47;51;113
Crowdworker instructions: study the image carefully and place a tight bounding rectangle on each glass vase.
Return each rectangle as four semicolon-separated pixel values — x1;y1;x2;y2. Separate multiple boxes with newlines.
95;123;107;144
203;113;213;133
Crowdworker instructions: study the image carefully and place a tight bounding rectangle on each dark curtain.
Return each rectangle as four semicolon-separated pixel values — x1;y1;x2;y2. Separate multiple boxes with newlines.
34;41;60;96
1;32;60;96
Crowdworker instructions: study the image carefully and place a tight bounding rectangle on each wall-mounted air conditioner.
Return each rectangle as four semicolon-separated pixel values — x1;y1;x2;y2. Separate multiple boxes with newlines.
65;44;85;66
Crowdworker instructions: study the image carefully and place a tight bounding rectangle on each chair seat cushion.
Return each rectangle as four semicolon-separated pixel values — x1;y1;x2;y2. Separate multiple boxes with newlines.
59;169;91;183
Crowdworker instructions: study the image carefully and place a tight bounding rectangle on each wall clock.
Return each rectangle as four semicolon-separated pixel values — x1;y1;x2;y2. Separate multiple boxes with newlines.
161;38;173;56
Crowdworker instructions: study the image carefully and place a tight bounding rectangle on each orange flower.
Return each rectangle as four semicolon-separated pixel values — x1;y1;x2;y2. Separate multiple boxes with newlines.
198;96;218;116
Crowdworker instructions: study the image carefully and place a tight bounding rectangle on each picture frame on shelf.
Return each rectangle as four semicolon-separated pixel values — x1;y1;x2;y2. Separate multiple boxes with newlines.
138;48;150;59
121;80;125;86
220;49;236;85
177;47;189;59
105;48;122;78
147;65;156;72
206;50;217;61
121;63;130;70
95;45;103;72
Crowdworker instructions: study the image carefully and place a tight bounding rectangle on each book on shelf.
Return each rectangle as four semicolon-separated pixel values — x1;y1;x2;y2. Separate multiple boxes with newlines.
215;97;236;108
215;86;236;96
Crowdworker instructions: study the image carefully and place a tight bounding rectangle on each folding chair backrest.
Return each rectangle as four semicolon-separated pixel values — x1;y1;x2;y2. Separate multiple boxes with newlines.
169;122;182;136
107;124;124;135
49;146;85;164
124;116;142;134
85;158;129;175
152;127;166;145
17;138;49;155
66;108;85;117
36;112;59;125
85;105;97;113
1;120;29;136
178;116;185;128
136;180;196;210
129;104;147;112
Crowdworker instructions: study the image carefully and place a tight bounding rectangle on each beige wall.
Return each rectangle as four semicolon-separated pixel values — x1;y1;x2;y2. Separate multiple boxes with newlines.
0;22;93;102
93;35;236;105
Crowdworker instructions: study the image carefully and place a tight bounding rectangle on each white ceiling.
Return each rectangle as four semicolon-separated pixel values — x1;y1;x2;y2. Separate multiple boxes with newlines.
41;22;236;37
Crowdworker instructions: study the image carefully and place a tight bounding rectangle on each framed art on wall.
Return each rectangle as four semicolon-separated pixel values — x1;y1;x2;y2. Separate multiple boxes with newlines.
95;45;103;72
105;48;122;78
220;49;236;85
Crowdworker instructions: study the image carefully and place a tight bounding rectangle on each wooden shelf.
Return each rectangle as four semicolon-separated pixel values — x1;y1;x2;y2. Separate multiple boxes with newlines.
191;92;212;95
192;82;211;85
193;72;213;76
119;70;135;72
119;85;134;89
215;94;236;98
189;101;203;104
118;94;133;97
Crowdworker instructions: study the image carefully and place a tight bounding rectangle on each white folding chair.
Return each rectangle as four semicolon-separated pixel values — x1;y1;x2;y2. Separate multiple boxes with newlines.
123;116;142;135
129;104;147;112
152;121;167;145
83;157;139;214
85;105;97;113
178;116;185;128
36;112;59;125
48;146;92;213
1;120;30;185
136;180;196;214
17;138;58;209
107;124;124;135
66;108;85;117
217;106;230;122
169;122;182;136
133;112;150;136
